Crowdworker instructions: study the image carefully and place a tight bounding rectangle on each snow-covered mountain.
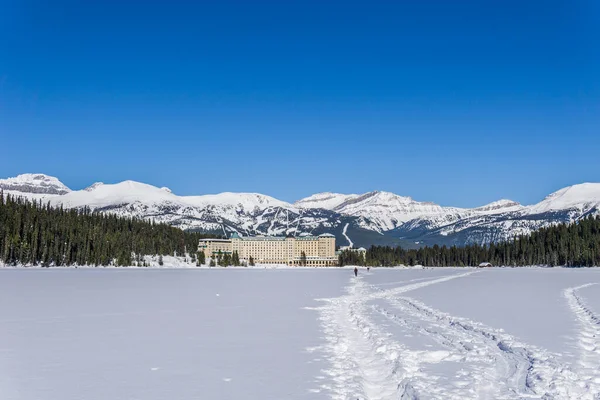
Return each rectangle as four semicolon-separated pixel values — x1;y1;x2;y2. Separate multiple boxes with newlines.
0;173;71;196
296;191;525;233
393;184;600;246
294;192;360;210
0;174;368;243
472;199;524;214
527;183;600;215
336;191;459;231
49;181;304;234
289;185;599;246
2;173;599;248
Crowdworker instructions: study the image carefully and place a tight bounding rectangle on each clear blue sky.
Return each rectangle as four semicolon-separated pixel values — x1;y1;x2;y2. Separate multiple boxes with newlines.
1;1;599;207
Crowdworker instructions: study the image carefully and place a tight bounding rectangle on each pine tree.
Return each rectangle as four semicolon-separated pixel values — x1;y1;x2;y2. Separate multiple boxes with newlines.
0;193;220;267
338;215;600;268
220;253;232;267
232;250;240;266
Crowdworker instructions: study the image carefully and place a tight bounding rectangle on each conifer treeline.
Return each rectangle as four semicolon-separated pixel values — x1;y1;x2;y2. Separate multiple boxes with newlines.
340;215;600;267
0;193;217;266
4;192;599;268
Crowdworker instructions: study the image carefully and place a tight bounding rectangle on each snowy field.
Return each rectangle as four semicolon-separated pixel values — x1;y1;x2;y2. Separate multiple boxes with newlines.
0;268;599;400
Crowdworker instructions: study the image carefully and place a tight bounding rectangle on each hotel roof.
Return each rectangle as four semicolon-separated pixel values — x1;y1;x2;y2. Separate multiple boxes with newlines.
203;233;337;242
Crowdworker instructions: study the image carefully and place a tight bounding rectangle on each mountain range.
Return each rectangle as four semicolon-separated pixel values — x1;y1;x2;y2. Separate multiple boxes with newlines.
2;173;600;248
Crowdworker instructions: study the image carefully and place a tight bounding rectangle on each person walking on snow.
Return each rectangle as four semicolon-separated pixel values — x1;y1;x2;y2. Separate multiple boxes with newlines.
354;267;358;277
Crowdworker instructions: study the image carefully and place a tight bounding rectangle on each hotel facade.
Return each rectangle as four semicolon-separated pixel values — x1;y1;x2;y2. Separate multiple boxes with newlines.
198;233;338;266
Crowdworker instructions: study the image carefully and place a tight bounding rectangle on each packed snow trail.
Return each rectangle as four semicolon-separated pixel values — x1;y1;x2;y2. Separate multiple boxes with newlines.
378;296;597;399
342;223;353;248
314;271;600;400
564;283;600;395
313;271;478;399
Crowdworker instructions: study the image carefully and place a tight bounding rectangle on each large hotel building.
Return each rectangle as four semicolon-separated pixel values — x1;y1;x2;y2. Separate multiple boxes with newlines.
198;233;338;266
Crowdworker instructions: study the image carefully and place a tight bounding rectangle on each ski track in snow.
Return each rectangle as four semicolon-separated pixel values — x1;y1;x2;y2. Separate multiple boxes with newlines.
342;223;353;248
564;283;600;393
313;271;476;400
313;272;600;400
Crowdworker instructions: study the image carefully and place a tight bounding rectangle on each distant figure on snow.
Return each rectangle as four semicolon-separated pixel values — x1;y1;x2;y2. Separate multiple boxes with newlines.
367;267;370;272
354;267;358;277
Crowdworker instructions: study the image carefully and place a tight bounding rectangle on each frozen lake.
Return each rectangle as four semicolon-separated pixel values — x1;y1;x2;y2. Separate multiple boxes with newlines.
0;267;599;400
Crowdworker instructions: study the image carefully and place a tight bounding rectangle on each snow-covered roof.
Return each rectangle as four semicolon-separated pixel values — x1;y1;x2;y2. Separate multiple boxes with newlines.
319;233;335;237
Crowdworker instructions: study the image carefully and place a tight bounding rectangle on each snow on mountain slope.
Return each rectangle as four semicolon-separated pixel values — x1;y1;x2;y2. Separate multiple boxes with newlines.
294;192;360;210
527;183;600;214
295;189;526;232
55;181;293;220
179;193;303;234
396;187;600;246
185;192;295;212
296;191;526;234
402;199;525;239
51;180;183;209
472;199;524;214
84;182;104;192
34;179;344;238
2;172;600;247
0;173;71;196
331;191;464;231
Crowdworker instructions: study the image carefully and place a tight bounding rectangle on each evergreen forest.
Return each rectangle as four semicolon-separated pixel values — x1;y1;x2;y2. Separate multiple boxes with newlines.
3;192;600;268
339;215;600;267
0;193;216;266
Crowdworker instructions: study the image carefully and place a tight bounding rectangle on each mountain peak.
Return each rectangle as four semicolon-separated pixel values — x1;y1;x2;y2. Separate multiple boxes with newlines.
84;182;104;192
474;199;523;212
547;183;600;199
294;192;359;210
330;190;447;231
185;192;294;210
367;190;413;203
530;183;600;213
3;172;600;248
50;179;182;210
0;173;71;195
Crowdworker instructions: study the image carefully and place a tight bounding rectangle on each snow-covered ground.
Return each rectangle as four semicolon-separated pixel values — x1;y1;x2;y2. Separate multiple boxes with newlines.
0;268;599;399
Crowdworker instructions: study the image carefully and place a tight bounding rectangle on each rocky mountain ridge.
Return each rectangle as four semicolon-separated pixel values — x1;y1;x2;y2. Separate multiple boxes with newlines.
2;173;599;248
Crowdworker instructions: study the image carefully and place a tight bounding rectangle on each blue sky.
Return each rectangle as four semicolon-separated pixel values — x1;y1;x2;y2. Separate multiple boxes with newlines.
1;0;599;207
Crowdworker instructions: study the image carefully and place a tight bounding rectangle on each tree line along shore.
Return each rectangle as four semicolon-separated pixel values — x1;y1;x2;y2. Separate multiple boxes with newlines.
2;193;600;268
